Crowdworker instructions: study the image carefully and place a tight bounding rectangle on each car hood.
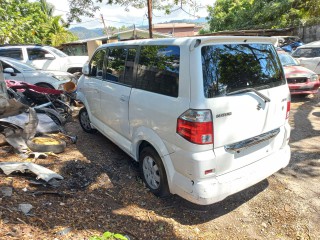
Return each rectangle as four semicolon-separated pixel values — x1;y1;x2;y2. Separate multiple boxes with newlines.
23;70;74;82
283;65;315;78
42;70;74;77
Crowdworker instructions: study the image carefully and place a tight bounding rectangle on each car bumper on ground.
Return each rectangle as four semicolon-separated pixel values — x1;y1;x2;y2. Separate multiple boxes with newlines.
171;145;291;205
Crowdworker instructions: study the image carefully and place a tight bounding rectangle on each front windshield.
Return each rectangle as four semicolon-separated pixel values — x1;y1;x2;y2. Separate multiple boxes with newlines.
3;58;35;71
278;53;299;66
45;46;68;57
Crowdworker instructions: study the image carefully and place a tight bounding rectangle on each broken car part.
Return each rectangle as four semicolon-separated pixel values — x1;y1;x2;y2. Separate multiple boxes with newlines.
0;162;63;182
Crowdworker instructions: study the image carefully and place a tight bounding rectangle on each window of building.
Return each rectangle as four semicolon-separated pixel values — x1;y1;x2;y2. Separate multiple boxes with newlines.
136;45;180;97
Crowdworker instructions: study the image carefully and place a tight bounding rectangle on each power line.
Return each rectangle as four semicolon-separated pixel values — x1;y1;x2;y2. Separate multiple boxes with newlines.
54;8;135;26
69;19;100;25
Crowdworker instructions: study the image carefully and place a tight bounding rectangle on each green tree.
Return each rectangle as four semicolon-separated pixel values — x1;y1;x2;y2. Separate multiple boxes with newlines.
43;16;78;46
0;0;77;46
207;0;320;32
0;0;47;44
67;0;203;38
67;0;187;22
38;0;78;46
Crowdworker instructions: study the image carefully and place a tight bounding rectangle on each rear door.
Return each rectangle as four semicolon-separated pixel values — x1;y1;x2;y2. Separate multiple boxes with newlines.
200;42;289;174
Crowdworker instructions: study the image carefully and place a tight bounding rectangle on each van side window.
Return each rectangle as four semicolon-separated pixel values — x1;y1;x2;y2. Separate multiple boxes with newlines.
136;45;179;97
0;48;23;60
123;48;137;85
105;47;136;86
89;49;106;79
106;47;126;83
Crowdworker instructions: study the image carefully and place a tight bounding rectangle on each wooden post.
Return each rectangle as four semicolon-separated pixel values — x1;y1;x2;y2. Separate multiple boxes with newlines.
147;0;153;38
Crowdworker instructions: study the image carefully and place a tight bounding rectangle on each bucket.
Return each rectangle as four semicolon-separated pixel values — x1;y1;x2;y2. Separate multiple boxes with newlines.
63;82;77;93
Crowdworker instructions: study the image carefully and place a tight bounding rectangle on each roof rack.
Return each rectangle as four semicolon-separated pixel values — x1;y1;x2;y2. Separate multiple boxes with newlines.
0;44;43;47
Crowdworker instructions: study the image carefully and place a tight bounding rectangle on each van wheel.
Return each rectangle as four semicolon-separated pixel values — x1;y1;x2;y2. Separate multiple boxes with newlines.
139;146;170;197
79;108;97;133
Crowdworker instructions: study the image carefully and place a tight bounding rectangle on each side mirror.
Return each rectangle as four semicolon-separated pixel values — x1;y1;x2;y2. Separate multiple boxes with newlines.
82;64;89;75
3;68;17;76
44;53;55;60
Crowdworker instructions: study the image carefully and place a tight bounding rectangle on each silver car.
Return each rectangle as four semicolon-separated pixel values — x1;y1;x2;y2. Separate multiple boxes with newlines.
292;41;320;76
1;57;77;89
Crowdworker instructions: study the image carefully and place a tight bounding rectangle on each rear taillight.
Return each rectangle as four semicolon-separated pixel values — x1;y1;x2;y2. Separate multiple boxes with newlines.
286;101;291;119
177;109;213;145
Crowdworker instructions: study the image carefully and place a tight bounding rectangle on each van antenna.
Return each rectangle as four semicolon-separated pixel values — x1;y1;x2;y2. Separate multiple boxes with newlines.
190;39;201;51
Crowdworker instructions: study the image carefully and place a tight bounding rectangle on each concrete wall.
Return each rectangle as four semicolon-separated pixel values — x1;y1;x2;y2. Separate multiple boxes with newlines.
294;25;320;43
87;40;102;59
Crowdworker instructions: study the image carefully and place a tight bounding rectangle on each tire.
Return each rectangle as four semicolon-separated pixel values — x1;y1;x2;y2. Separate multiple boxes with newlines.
79;108;97;133
35;108;65;126
139;146;170;197
27;137;66;154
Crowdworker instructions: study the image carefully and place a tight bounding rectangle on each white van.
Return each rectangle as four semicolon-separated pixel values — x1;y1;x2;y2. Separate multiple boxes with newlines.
77;36;291;205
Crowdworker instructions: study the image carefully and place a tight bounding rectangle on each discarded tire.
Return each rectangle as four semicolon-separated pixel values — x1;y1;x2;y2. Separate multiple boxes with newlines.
27;137;66;154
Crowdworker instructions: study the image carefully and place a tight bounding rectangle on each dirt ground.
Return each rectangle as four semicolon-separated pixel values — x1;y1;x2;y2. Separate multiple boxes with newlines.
0;93;319;240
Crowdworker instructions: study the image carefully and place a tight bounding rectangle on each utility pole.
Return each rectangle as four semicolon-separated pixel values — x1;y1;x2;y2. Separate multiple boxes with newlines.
133;24;136;39
147;0;153;38
100;14;109;41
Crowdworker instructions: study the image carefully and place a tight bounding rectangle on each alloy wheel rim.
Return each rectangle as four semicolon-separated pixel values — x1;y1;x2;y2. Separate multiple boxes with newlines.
143;156;160;189
80;111;91;130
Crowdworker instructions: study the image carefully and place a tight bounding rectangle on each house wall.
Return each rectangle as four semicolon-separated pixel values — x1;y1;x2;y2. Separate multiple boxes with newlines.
87;40;102;58
154;27;196;37
294;25;320;43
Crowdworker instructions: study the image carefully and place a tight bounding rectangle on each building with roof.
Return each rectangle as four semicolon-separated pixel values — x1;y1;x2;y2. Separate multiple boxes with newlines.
153;23;203;37
59;28;171;57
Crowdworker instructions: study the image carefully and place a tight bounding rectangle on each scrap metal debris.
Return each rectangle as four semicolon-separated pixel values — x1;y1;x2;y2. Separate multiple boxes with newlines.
0;162;63;182
0;97;28;119
18;203;33;215
1;111;61;134
3;128;29;153
22;108;38;140
0;186;13;197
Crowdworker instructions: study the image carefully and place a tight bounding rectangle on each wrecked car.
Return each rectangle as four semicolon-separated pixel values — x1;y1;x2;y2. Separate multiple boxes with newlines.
278;51;320;95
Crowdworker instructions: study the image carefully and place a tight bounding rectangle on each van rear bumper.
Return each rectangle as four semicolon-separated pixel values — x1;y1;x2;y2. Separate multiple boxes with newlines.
171;145;291;205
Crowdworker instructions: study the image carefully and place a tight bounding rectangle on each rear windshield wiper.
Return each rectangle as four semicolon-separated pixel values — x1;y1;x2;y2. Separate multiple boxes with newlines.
226;88;271;102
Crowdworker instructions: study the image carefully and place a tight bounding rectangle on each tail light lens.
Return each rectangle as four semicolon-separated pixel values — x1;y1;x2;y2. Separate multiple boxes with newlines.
286;101;291;119
177;109;213;145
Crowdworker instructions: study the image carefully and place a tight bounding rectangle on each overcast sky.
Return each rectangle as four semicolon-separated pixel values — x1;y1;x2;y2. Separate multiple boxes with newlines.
45;0;213;29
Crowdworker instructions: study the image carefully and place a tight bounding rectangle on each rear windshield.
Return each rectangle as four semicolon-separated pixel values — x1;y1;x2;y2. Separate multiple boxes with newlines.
201;44;285;98
292;48;320;58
